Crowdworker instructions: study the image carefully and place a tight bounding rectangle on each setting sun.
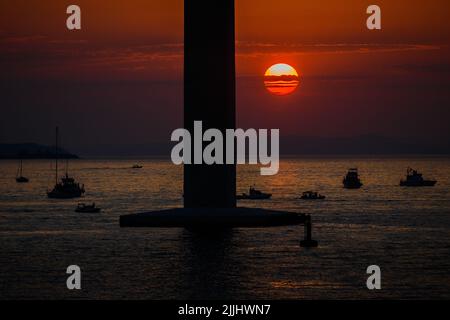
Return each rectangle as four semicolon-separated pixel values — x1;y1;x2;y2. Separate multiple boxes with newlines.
264;63;300;96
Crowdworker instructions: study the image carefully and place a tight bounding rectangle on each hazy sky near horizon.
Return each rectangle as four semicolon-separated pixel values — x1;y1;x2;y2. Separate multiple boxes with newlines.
1;0;449;152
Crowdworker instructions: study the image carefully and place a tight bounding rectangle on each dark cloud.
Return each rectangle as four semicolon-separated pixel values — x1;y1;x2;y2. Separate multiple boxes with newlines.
237;42;440;56
394;63;450;74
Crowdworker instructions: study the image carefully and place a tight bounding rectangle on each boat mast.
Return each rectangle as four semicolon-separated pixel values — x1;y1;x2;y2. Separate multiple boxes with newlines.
55;126;58;185
20;159;23;176
16;159;20;178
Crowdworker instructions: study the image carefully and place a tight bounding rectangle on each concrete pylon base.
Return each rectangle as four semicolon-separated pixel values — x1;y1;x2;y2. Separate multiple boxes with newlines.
120;207;307;228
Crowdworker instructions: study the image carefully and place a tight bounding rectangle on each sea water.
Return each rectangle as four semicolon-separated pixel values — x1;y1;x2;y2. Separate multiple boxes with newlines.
0;156;449;299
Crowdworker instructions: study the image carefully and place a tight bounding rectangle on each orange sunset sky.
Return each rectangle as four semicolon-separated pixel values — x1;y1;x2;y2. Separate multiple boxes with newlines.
0;0;449;154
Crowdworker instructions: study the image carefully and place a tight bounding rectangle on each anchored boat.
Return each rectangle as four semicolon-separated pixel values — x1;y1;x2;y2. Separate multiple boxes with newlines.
47;127;85;199
15;159;29;183
301;191;325;200
343;168;363;189
400;168;436;187
237;186;272;200
75;203;101;213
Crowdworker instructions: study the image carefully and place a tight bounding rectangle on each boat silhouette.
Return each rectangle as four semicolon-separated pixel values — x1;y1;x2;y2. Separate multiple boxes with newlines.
400;168;436;187
15;159;29;183
301;191;325;200
75;203;101;213
343;168;363;189
47;127;85;199
237;186;272;200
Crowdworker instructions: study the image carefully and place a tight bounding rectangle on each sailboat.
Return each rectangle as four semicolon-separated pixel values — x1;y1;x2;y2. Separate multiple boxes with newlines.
47;127;85;199
16;159;29;183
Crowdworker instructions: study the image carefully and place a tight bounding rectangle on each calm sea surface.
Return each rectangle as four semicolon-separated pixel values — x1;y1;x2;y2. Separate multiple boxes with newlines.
1;157;450;299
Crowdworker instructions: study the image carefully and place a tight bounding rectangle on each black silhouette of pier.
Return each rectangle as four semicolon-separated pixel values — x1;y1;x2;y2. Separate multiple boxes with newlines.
120;0;317;245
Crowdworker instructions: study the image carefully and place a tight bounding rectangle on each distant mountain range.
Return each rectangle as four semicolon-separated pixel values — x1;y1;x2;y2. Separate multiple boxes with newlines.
2;136;449;159
68;135;450;157
0;143;78;159
280;135;450;155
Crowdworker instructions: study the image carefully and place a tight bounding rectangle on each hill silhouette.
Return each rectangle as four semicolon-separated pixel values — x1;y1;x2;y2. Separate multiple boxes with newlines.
0;143;78;159
67;135;450;157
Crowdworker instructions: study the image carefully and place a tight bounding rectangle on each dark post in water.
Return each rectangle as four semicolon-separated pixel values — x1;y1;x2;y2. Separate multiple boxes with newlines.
184;0;236;208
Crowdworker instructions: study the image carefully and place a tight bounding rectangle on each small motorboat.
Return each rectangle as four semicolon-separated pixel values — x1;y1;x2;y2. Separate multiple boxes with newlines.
75;203;101;213
343;168;363;189
400;168;436;187
132;164;143;169
301;191;325;200
237;186;272;200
